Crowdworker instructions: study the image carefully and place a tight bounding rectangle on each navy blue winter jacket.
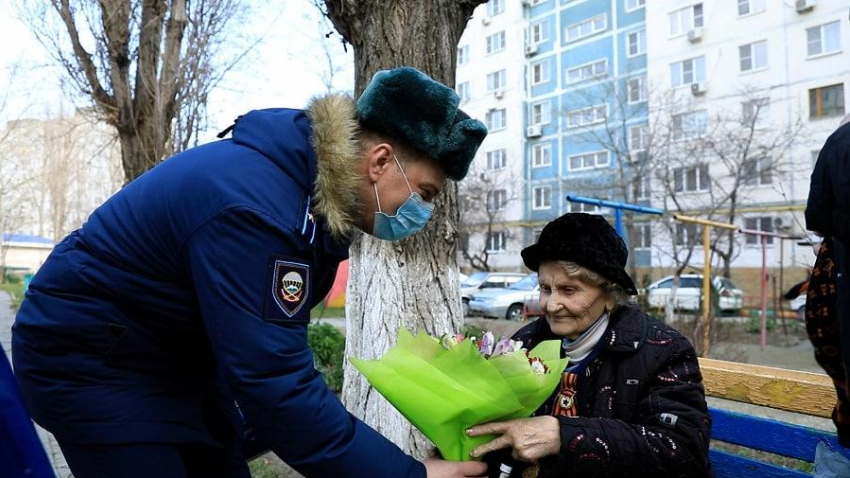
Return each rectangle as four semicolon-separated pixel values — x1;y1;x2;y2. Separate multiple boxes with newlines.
12;95;425;478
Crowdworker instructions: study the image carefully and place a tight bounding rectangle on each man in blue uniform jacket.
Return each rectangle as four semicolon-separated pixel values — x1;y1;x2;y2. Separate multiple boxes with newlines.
11;67;488;478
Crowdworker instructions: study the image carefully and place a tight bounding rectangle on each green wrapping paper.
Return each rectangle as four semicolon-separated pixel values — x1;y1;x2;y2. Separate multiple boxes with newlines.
350;329;568;461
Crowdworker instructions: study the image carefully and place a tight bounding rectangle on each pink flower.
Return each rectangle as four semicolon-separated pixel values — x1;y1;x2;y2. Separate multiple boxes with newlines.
492;337;523;357
478;331;495;357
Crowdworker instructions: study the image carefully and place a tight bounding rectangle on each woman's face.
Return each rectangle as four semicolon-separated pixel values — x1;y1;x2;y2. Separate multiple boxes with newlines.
538;261;613;340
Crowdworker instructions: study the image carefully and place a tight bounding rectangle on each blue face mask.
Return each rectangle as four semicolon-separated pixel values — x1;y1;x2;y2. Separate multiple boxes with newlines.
372;155;436;241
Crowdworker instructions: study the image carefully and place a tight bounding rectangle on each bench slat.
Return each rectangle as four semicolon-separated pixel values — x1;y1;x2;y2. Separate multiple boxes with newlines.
710;449;811;478
710;408;837;462
700;358;834;418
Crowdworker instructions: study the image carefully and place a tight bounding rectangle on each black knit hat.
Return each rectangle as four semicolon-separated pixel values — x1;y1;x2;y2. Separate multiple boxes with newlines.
356;67;488;181
521;213;638;295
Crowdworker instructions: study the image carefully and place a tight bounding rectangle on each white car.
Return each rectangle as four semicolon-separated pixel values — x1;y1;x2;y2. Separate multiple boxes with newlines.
461;272;527;315
789;294;807;321
645;275;744;313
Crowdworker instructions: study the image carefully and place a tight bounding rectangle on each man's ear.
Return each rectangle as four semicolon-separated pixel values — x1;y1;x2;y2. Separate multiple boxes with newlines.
366;143;395;183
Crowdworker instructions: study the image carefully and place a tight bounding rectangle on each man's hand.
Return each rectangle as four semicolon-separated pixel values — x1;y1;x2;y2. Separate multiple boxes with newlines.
423;457;487;477
467;416;561;462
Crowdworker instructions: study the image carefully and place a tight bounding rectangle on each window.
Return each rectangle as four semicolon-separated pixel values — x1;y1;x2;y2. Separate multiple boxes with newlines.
627;30;646;57
672;110;708;140
530;101;551;125
739;41;767;72
634;223;652;249
743;157;773;186
566;59;607;84
629;124;648;151
486;149;506;170
568;201;601;213
531;60;550;85
456;82;470;102
566;14;607;42
485;109;507;130
532;144;551;167
533;228;544;243
486;69;506;92
626;0;645;13
738;0;765;16
669;4;704;37
809;84;845;119
745;217;774;245
566;105;607;128
742;98;770;128
533;186;552;210
568;151;609;171
676;223;700;246
486;31;506;55
633;175;651;200
487;0;504;16
673;164;710;192
487;189;508;212
487;231;507;252
530;21;548;44
628;76;647;103
458;45;470;65
670;56;706;87
807;21;841;57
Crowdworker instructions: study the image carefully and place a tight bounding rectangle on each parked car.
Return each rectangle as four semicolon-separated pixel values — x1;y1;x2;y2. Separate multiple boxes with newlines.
645;275;744;313
789;294;807;322
461;272;527;316
467;274;538;321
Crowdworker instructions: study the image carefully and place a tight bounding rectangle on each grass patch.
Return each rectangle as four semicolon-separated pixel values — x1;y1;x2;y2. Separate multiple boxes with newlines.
0;281;25;312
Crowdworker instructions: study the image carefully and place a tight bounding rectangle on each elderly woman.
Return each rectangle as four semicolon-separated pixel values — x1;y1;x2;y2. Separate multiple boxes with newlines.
468;213;712;478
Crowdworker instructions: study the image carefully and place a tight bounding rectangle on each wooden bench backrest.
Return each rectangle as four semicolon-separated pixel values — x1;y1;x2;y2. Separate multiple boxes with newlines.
700;359;835;478
698;358;839;478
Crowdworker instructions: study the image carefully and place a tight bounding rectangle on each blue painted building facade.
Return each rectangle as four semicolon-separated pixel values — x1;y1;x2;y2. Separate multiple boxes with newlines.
523;0;651;266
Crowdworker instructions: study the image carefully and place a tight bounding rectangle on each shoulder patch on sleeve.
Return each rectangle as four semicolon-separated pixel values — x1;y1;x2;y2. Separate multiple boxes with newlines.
271;259;311;318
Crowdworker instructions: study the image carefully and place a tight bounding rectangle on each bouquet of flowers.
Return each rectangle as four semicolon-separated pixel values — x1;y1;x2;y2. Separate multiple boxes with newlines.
350;328;568;461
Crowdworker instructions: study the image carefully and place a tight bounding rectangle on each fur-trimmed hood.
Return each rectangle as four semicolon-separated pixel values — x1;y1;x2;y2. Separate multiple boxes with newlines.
227;94;362;239
307;94;362;239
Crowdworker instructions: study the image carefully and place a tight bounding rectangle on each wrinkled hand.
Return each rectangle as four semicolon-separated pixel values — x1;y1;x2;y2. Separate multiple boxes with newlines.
467;416;561;462
423;457;487;478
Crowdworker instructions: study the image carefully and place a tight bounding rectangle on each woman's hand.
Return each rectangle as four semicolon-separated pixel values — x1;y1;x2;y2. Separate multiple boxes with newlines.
467;416;561;462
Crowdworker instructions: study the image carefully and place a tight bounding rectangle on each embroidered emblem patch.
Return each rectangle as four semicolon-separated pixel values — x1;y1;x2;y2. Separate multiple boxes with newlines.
272;260;310;317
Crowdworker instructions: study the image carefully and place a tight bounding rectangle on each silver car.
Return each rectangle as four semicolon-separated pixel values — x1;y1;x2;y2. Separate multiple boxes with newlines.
461;272;527;315
467;274;538;321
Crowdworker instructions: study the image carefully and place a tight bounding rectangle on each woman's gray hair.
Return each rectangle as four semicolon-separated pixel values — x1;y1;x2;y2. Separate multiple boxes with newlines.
552;260;635;310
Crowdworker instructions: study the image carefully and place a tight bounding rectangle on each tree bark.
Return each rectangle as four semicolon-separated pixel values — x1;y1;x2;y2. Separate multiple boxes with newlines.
324;0;484;459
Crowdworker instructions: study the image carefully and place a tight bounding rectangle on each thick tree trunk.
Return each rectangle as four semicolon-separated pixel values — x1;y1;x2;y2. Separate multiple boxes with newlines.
118;127;171;183
324;0;484;459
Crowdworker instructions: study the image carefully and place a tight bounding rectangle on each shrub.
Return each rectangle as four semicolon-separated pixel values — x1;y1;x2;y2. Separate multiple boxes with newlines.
307;323;345;393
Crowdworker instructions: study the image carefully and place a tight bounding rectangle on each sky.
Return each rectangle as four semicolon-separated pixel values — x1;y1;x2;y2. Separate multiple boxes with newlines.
0;0;355;143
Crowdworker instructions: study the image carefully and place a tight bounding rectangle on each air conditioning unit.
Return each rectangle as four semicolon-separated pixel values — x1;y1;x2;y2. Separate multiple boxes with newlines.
526;125;543;138
690;82;707;96
482;16;491;25
521;0;533;6
687;28;704;43
525;44;539;56
795;0;815;13
493;90;504;99
774;215;792;230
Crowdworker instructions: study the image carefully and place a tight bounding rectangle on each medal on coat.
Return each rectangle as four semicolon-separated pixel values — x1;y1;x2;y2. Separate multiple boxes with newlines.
551;372;578;417
272;260;310;317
